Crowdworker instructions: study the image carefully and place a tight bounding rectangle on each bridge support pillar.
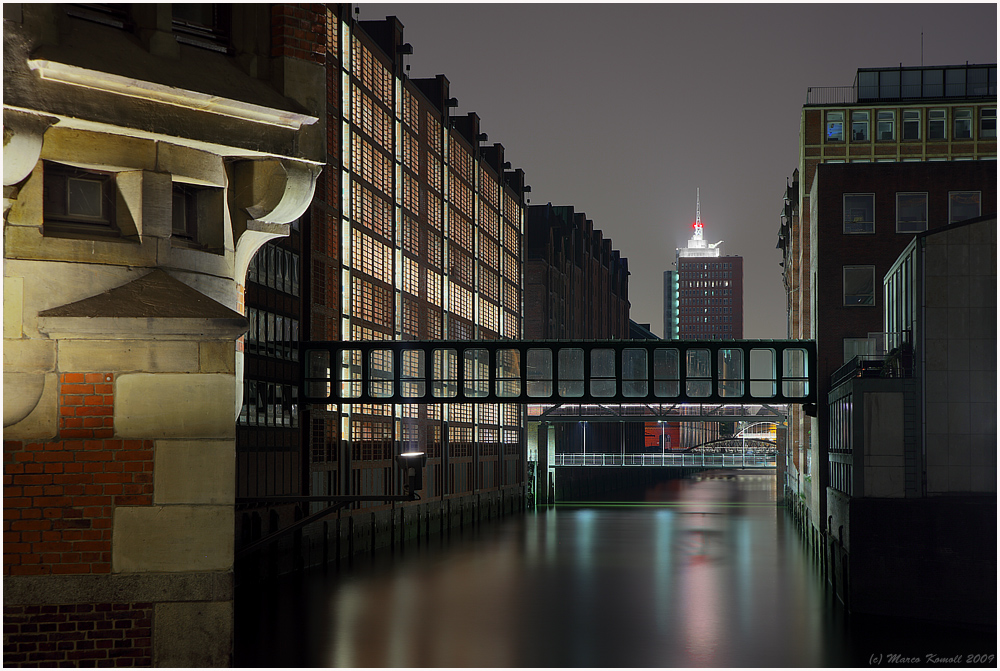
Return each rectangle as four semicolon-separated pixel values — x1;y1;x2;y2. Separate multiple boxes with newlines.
534;421;550;506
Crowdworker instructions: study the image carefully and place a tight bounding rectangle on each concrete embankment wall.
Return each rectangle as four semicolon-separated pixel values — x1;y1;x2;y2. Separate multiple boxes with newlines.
236;485;528;582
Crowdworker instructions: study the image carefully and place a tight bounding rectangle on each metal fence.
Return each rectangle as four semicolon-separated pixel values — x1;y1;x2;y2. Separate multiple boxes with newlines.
552;453;777;468
805;86;858;105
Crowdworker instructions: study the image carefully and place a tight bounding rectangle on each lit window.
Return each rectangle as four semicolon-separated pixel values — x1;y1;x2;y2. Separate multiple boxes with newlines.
826;111;844;142
877;110;895;140
43;162;116;236
928;109;946;140
843;194;875;234
980;108;996;138
844;266;875;306
851;111;869;141
953;109;973;139
948;191;981;224
896;193;927;233
902;110;920;140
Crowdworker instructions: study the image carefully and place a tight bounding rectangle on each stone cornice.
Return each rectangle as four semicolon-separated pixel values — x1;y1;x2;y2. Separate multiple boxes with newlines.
27;59;318;131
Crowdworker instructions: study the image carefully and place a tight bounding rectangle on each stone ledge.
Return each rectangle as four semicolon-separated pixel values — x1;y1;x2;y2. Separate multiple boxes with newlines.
2;571;233;606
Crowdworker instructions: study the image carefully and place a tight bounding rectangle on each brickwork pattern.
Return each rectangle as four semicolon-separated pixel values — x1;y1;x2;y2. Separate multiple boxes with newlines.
3;603;153;666
4;372;154;576
59;374;114;440
271;4;326;64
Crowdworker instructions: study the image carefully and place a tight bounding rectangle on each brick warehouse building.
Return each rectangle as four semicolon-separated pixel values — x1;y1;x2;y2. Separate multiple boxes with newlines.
523;203;642;495
236;6;530;578
777;62;996;554
3;3;324;665
524;203;629;341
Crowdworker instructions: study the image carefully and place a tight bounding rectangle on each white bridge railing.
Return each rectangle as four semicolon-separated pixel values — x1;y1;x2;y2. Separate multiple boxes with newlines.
552;453;777;468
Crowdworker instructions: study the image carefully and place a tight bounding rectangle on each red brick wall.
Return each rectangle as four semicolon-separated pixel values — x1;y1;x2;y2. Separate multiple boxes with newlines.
59;373;114;439
271;4;326;64
4;373;154;577
3;603;153;666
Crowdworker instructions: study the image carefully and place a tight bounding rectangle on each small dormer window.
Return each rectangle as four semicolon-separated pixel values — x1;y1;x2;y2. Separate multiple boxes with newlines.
171;181;225;252
43;162;117;237
172;4;230;53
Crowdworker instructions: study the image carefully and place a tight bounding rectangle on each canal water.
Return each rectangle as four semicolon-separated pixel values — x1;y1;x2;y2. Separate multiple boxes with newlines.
235;471;994;667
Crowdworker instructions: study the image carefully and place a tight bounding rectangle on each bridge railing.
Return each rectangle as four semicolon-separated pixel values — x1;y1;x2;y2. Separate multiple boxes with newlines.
301;339;816;405
552;452;777;468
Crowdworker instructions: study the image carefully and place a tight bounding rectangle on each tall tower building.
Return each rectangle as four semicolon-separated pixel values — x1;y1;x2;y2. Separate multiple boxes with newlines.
670;191;744;339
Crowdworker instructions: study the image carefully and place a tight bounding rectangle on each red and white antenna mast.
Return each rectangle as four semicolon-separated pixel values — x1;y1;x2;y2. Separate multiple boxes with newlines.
693;188;704;240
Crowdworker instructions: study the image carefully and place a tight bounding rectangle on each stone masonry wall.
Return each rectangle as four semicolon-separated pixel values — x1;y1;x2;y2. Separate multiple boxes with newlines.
4;373;154;577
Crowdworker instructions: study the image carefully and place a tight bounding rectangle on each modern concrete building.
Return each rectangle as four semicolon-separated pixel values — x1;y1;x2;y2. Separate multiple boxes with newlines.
3;4;323;665
778;63;997;550
825;213;996;626
235;8;531;575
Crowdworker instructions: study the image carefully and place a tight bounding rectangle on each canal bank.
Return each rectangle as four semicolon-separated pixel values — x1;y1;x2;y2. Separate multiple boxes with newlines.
235;485;529;583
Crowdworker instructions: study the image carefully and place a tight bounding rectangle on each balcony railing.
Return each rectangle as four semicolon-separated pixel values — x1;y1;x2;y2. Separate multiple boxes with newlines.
830;350;912;388
806;86;859;106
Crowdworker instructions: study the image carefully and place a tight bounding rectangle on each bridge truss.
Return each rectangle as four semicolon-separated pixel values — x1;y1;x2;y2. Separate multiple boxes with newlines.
301;339;815;409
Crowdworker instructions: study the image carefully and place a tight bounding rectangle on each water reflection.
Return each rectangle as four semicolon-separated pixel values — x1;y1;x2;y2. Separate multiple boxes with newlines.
235;472;988;667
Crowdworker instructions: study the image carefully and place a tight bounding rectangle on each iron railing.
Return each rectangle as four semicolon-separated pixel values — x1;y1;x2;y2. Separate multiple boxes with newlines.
806;86;858;106
552;452;777;468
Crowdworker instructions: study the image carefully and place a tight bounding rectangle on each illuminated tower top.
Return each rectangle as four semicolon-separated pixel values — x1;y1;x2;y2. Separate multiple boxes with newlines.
678;188;723;258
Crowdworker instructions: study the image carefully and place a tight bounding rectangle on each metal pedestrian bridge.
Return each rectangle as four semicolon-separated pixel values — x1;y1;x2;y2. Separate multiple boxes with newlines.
301;339;815;407
553;452;777;469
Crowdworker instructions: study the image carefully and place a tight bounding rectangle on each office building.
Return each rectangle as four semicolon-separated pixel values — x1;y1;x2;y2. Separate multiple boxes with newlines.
669;192;743;340
662;270;679;339
826;213;996;625
777;62;996;557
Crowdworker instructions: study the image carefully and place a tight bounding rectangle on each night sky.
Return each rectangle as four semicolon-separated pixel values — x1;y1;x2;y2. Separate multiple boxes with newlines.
365;3;997;338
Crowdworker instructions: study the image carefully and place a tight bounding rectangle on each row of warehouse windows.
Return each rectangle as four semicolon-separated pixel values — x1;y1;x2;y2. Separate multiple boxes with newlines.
843;190;981;234
247;244;299;297
827;107;995;142
238;380;299;428
245;308;299;361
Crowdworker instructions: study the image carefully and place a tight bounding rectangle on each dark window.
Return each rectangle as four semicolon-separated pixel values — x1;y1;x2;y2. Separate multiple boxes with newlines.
844;266;875;306
843;194;875;234
949;191;981;224
896;193;928;233
172;184;198;240
43;162;117;236
928;109;946;140
172;4;230;53
953;109;973;139
981;108;997;139
902;110;920;140
172;182;224;250
66;4;131;29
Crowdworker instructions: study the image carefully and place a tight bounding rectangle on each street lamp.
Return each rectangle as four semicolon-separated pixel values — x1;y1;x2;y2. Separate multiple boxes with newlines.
396;451;427;497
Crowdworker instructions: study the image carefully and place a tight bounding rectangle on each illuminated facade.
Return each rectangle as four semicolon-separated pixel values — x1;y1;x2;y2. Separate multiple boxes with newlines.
237;8;529;563
661;270;679;339
778;63;996;551
3;3;322;664
672;192;744;340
